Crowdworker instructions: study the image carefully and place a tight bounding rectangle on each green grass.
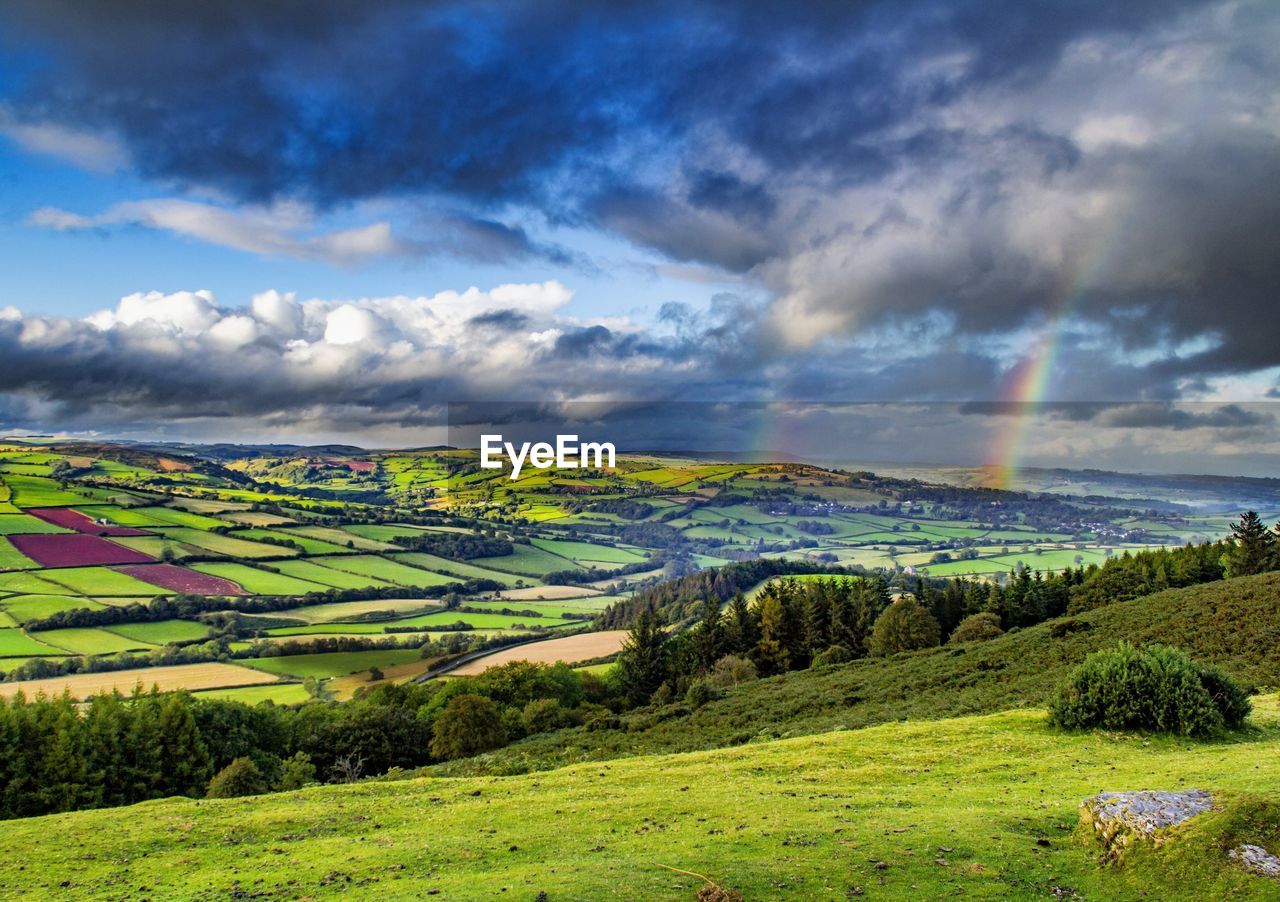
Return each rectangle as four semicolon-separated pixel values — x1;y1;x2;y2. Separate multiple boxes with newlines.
0;537;35;570
157;528;298;559
279;525;399;552
456;572;1280;773
313;555;455;588
0;594;105;623
5;475;87;507
32;627;155;655
106;619;213;645
106;535;199;560
268;558;392;590
0;513;72;535
40;566;174;596
5;701;1277;898
242;648;424;679
130;507;231;529
340;523;433;542
0;627;67;657
387;610;573;630
189;562;329;595
0;570;89;596
388;552;521;586
474;544;584;577
231;528;353;555
529;537;648;565
263;598;441;624
192;682;314;705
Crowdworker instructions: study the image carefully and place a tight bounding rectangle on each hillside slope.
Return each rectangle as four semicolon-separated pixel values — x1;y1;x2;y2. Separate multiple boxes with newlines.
4;699;1279;899
443;573;1280;774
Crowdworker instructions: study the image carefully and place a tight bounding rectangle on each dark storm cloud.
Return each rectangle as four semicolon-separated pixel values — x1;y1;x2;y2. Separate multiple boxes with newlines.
2;0;1278;412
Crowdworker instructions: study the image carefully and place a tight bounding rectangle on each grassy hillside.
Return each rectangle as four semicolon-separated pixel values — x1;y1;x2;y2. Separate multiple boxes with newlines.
4;699;1278;899
441;573;1280;775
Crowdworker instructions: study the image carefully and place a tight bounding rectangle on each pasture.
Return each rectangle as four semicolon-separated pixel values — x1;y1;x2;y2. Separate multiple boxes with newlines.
448;629;626;675
0;662;278;700
243;648;425;679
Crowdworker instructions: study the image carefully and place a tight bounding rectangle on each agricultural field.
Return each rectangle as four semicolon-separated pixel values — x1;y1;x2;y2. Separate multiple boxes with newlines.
243;648;425;679
0;439;1254;704
0;662;277;699
449;629;628;675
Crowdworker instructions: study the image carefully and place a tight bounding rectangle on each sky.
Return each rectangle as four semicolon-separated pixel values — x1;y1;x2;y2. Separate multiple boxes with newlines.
0;0;1277;474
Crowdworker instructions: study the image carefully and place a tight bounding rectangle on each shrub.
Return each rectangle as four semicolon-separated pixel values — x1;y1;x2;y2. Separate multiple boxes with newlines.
520;698;577;734
1048;642;1251;735
685;679;723;709
206;756;268;798
430;694;507;760
810;645;855;667
868;597;941;656
708;654;758;687
948;613;1004;644
277;751;317;791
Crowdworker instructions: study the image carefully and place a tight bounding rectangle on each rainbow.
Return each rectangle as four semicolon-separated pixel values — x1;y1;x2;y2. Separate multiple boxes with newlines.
985;224;1124;490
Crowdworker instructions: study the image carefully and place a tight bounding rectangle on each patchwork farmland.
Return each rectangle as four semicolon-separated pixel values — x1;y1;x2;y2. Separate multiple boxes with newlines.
0;439;1246;702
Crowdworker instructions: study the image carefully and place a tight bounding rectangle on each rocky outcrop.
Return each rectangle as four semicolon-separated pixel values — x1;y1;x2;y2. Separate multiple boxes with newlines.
1229;844;1280;879
1079;790;1215;860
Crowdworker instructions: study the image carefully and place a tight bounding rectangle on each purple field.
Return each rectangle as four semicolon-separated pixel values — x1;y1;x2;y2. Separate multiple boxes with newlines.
8;534;154;568
116;564;245;595
27;507;150;537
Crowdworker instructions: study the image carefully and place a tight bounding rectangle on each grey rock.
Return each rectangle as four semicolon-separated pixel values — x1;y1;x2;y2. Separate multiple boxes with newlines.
1230;844;1280;879
1079;790;1215;859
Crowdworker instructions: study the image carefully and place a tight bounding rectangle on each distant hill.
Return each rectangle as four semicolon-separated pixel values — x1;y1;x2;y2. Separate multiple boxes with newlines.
437;572;1280;774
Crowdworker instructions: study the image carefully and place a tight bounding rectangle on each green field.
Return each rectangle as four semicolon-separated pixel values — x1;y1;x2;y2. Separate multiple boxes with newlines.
268;558;392;590
474;544;584;576
242;648;424;679
192;682;313;705
158;527;298;559
8;700;1275;898
313;555;455;588
387;610;574;630
340;523;433;542
280;525;399;551
0;627;66;657
529;537;648;565
388;552;521;586
265;598;441;624
107;619;213;645
5;475;88;507
0;513;72;535
231;528;353;555
40;566;173;596
189;562;328;595
33;627;154;655
0;594;104;623
131;507;230;529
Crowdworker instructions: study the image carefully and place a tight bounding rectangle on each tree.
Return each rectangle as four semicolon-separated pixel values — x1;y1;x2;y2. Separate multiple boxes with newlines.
1224;511;1277;577
206;757;268;798
430;694;506;760
947;612;1004;644
692;595;726;673
868;596;941;656
617;608;669;706
753;592;791;675
724;592;759;653
277;752;317;791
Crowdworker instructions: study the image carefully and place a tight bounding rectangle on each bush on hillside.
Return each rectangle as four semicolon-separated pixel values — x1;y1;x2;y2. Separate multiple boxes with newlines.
430;694;507;760
948;612;1004;644
686;679;723;709
708;654;758;688
1048;642;1251;736
810;645;855;667
206;757;268;798
868;597;941;656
